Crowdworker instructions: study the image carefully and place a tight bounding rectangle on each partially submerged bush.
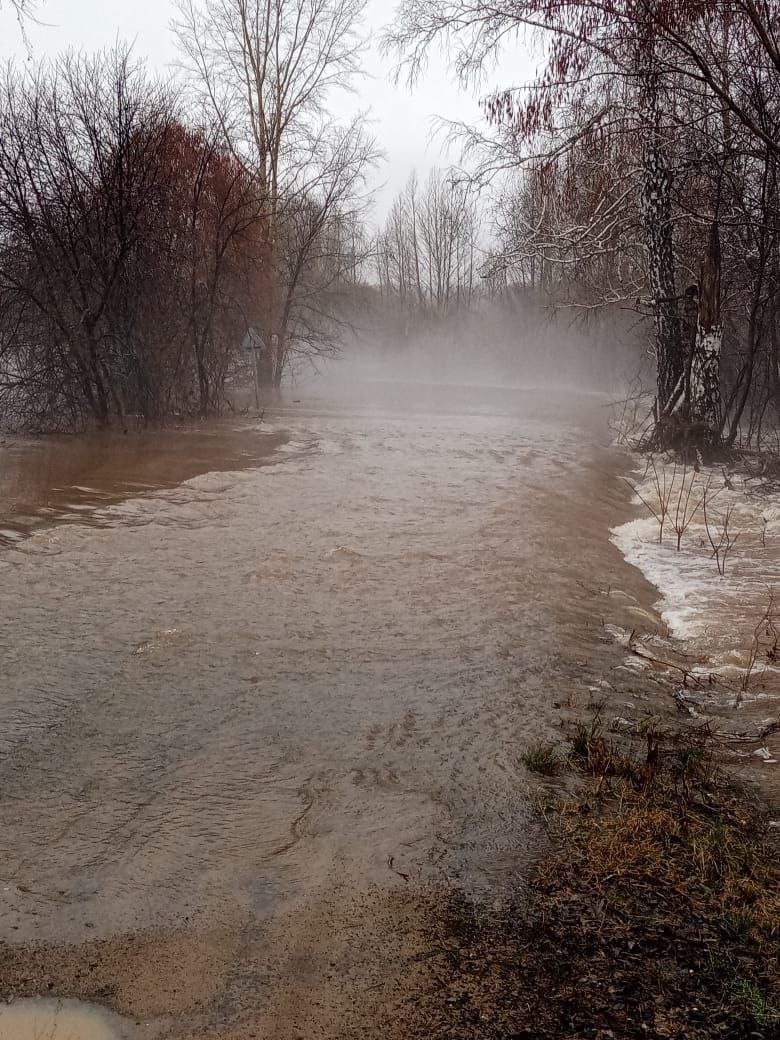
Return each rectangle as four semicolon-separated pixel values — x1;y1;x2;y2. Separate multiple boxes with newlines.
522;742;560;776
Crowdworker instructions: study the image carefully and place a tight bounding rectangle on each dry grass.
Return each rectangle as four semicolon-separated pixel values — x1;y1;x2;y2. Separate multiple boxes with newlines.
550;718;780;1029
392;716;779;1039
560;717;779;942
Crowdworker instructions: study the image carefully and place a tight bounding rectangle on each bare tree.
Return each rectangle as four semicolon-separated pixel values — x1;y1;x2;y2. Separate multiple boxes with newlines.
1;0;36;32
0;47;266;429
174;0;377;386
385;0;780;451
374;168;479;314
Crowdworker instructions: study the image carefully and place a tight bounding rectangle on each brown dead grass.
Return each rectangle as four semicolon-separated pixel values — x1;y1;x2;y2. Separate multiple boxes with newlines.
386;717;780;1039
561;716;779;954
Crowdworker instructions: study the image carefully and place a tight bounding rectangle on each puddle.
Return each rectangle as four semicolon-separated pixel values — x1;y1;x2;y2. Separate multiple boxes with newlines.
0;998;128;1040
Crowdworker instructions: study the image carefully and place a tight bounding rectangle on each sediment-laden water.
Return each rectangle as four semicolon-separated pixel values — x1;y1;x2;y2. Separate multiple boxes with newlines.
0;382;775;1037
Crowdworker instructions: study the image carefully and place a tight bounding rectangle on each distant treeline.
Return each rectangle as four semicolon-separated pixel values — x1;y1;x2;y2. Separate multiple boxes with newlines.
8;0;780;445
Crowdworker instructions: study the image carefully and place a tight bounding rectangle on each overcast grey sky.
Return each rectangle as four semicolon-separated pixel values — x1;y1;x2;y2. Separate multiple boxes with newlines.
0;0;533;218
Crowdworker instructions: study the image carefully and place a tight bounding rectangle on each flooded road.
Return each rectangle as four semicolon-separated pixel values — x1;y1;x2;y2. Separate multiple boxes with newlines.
0;383;695;1036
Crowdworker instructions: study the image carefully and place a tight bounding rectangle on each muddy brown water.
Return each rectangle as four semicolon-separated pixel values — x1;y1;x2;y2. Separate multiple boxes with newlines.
0;997;129;1038
0;383;682;1037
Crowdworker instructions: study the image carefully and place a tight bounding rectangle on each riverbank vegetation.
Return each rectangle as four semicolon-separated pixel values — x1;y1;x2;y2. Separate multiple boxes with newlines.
389;712;779;1039
372;5;780;1021
0;0;375;430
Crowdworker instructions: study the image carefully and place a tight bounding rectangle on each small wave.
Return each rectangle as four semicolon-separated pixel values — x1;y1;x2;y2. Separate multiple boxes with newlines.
132;628;189;655
316;438;345;455
327;546;364;560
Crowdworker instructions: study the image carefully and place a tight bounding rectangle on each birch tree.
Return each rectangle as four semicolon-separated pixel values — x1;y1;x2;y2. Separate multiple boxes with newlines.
385;0;780;450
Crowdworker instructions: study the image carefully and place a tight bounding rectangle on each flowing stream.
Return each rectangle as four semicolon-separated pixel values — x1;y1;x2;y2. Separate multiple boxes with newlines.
0;381;775;1038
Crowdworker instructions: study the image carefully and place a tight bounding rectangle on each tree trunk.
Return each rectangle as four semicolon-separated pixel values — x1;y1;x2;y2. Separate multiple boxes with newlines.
771;303;780;424
196;350;210;417
257;210;278;388
637;15;684;422
88;345;111;428
642;149;683;415
689;221;722;440
272;333;285;387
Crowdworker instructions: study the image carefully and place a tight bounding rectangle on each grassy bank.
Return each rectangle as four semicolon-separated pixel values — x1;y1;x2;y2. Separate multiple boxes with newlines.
394;713;779;1039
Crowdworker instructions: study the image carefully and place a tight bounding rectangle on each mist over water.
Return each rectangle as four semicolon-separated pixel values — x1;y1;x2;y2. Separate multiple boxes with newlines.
317;295;646;396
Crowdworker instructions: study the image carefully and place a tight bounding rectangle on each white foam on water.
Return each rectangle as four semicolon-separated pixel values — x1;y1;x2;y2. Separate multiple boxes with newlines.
611;459;780;682
611;514;719;640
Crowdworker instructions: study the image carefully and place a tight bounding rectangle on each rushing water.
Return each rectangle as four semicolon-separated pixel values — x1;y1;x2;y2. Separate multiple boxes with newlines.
0;381;771;1037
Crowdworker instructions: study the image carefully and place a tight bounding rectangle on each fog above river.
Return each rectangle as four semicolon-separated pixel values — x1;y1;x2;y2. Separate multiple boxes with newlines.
304;301;646;397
